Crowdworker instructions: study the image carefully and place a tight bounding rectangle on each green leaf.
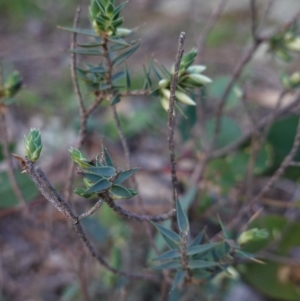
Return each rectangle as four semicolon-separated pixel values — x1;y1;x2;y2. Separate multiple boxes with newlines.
151;260;182;270
109;39;139;52
188;260;219;269
218;216;230;239
152;222;181;245
142;65;152;89
189;231;204;248
112;71;125;82
176;198;189;233
85;166;116;177
76;42;103;48
85;178;112;193
83;172;104;182
85;66;107;74
180;186;198;209
150;61;162;81
124;64;131;89
106;36;130;46
57;26;99;37
112;43;140;66
103;146;114;167
111;94;120;105
171;270;187;291
114;1;127;16
152;249;180;261
74;187;96;199
110;184;132;198
114;168;138;184
187;243;219;256
66;49;104;56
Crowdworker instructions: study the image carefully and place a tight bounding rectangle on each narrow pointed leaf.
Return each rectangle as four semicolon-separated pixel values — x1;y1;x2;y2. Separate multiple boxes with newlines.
112;71;125;82
103;147;114;167
114;2;127;15
112;43;140;66
187;243;219;256
77;42;103;48
143;65;152;89
176;198;189;232
125;64;131;89
109;39;139;52
152;249;180;261
85;166;116;177
86;178;112;193
152;222;180;245
111;94;121;105
107;36;129;46
85;66;106;74
66;49;103;56
99;83;112;90
171;270;187;291
114;168;138;184
151;260;181;270
83;172;104;182
218;215;230;239
155;62;171;78
189;230;204;248
57;26;98;37
188;260;219;269
150;61;162;80
110;184;132;198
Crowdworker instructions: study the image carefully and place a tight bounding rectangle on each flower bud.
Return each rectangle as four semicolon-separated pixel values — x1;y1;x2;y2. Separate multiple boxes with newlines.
185;73;212;85
175;90;196;105
187;65;206;74
24;128;42;162
237;228;269;246
158;79;170;88
69;147;91;168
116;27;133;37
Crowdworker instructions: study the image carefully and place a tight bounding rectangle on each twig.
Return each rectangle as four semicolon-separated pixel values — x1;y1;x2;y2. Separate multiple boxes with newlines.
78;200;103;221
168;32;185;204
64;7;86;203
180;230;192;281
211;8;300;154
102;193;175;222
211;91;300;158
24;160;159;282
289;161;300;167
196;0;229;63
250;0;259;40
213;115;300;238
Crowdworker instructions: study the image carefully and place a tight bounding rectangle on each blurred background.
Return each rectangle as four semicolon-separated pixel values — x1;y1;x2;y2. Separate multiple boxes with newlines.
1;0;300;300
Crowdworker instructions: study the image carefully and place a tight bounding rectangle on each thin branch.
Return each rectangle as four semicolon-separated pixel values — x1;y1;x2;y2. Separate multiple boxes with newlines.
211;91;300;158
250;0;259;40
180;230;192;281
78;199;103;221
196;0;229;63
24;160;159;282
213;116;300;238
168;32;185;204
102;193;175;222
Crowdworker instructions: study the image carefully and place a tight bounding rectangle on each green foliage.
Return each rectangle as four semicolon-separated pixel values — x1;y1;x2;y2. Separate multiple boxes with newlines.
70;146;138;200
24;128;42;163
240;215;300;300
268;24;300;62
150;199;236;291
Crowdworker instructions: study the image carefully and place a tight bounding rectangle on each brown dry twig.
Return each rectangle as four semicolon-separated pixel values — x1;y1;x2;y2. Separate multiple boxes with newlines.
24;159;161;282
168;32;186;204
